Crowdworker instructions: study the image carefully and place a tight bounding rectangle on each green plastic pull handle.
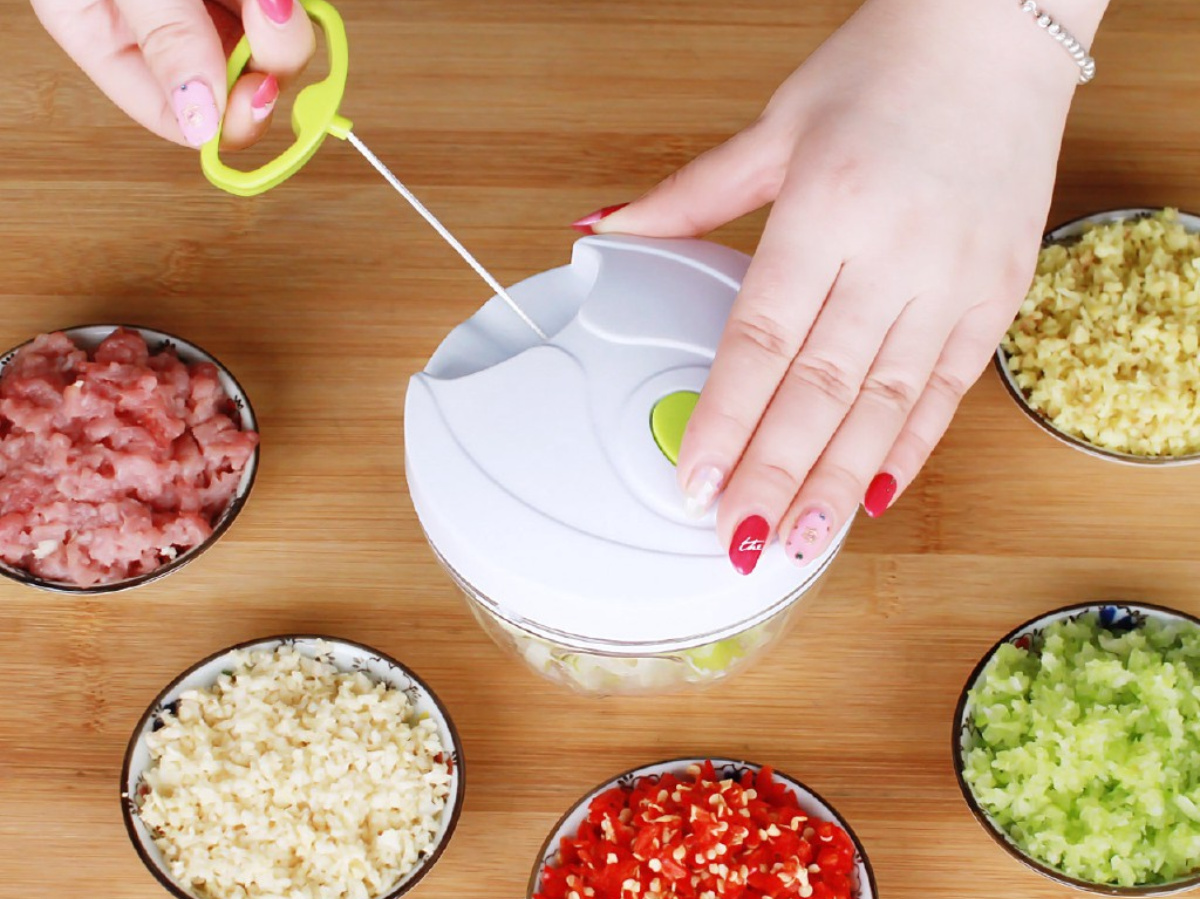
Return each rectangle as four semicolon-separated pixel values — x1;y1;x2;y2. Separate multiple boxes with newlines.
200;0;352;197
650;390;700;466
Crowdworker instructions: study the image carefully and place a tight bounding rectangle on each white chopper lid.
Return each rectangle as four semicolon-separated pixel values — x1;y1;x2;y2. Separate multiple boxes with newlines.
404;235;852;653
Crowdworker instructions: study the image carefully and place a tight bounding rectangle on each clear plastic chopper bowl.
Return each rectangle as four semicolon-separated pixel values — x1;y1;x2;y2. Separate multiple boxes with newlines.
439;536;845;695
405;235;855;696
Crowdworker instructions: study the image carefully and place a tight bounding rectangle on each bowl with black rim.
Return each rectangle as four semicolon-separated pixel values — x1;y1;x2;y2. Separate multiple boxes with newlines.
0;323;260;593
526;756;878;899
995;207;1200;467
120;634;466;899
953;601;1200;895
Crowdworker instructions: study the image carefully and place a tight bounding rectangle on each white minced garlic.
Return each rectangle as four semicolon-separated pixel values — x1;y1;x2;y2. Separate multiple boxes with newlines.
138;643;451;899
1002;208;1200;457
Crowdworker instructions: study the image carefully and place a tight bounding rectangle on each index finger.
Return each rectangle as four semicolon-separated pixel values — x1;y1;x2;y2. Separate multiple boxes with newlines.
676;178;843;519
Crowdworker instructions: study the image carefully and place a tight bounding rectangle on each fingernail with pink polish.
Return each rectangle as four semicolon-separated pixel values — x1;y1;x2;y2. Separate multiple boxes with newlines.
251;75;279;123
683;466;724;520
172;80;219;148
864;473;898;518
258;0;294;25
785;508;834;569
729;515;770;576
571;203;629;235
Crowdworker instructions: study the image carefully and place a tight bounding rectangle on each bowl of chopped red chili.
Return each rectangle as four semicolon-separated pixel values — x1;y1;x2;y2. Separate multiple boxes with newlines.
528;757;877;899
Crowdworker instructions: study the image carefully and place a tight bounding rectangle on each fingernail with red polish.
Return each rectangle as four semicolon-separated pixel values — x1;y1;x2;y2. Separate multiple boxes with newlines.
571;203;629;235
258;0;294;25
785;507;834;568
172;80;219;148
251;75;279;123
729;515;770;576
864;473;898;518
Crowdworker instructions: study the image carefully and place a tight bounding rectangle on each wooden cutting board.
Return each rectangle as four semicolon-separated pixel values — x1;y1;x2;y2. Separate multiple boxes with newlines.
2;1;1199;897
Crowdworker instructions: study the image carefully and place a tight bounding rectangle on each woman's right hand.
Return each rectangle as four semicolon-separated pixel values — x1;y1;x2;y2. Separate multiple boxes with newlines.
579;0;1104;574
31;0;316;149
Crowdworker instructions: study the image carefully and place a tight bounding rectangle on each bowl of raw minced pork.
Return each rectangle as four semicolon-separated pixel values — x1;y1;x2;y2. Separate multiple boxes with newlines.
0;324;260;592
121;635;465;899
997;207;1200;465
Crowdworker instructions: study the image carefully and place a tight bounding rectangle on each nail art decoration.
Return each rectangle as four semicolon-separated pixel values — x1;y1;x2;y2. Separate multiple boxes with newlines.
251;75;280;123
786;508;833;568
729;515;769;576
683;466;723;520
172;80;219;148
864;473;898;518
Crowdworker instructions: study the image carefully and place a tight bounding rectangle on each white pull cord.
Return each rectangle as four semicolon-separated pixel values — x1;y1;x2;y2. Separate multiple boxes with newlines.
346;131;548;340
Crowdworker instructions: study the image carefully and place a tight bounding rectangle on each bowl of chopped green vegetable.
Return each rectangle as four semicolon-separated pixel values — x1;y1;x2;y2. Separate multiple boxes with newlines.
953;601;1200;894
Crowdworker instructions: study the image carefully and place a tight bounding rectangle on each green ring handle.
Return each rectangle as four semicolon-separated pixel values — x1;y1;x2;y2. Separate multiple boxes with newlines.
200;0;352;197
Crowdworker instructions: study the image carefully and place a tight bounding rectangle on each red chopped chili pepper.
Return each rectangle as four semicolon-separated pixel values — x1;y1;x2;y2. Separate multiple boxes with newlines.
535;762;859;899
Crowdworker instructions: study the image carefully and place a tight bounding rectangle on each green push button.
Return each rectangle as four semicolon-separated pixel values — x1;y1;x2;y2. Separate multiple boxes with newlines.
650;390;699;466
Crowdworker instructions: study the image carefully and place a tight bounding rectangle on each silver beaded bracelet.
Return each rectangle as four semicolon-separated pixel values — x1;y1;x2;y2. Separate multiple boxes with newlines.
1018;0;1097;84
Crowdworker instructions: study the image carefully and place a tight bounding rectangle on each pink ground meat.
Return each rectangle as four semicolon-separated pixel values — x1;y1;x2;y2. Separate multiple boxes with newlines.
0;329;258;587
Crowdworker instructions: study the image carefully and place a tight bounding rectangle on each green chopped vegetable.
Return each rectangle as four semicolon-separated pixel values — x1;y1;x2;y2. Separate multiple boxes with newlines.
963;611;1200;887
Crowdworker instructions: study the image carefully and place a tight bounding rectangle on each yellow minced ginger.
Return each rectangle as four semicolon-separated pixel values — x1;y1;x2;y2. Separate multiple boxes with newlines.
1002;209;1200;456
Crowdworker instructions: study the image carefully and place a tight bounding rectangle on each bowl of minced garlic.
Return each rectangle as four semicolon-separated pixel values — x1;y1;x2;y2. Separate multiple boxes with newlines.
998;207;1200;465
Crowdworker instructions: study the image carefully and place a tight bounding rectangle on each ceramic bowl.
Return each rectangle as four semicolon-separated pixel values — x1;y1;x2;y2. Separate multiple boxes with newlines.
526;756;878;899
953;601;1200;895
995;207;1200;467
0;323;259;593
120;635;465;899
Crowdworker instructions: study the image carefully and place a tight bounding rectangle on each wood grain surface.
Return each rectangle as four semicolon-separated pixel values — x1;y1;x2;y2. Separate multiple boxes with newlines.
2;1;1200;897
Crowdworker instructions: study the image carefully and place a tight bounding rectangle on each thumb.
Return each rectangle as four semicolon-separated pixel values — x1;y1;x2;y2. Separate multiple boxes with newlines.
587;121;787;238
115;0;229;147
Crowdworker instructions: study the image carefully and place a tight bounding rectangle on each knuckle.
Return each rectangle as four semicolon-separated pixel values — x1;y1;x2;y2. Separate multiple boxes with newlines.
822;154;869;203
740;120;791;205
926;367;972;402
754;457;805;496
860;370;923;412
748;158;786;208
138;18;193;57
728;311;796;361
698;403;756;445
786;353;859;408
814;458;866;498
